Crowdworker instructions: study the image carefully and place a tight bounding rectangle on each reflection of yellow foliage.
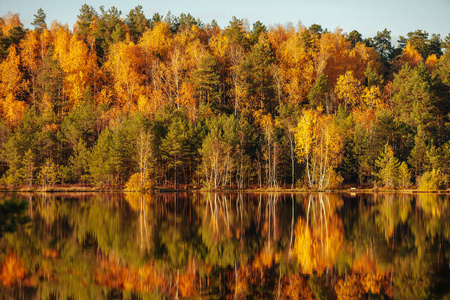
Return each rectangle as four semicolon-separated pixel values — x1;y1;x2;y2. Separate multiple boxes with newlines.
418;194;447;218
335;274;363;300
362;273;383;295
280;274;314;300
178;258;199;297
124;193;153;212
293;214;343;275
233;266;248;300
96;254;166;294
252;248;277;270
0;252;26;287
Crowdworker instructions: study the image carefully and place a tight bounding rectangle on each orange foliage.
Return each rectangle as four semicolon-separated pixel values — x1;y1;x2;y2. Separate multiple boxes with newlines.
178;258;199;297
425;54;439;72
280;274;314;300
0;252;26;287
292;214;344;275
398;41;423;68
105;41;145;111
352;107;376;130
335;274;363;300
0;46;27;126
52;26;100;108
277;28;315;104
44;249;58;259
1;12;23;34
95;254;166;294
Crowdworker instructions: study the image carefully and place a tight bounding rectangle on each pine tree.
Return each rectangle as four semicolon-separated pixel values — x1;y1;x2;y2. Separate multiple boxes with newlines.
31;8;46;33
375;143;400;188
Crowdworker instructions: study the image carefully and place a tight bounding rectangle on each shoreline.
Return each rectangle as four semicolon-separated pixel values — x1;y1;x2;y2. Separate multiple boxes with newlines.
0;185;449;194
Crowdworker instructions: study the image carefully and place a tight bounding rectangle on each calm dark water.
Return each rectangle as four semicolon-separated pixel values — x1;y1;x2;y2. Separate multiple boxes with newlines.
1;192;450;299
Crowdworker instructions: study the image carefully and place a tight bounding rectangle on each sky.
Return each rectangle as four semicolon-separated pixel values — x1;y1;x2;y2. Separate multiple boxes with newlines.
0;0;449;40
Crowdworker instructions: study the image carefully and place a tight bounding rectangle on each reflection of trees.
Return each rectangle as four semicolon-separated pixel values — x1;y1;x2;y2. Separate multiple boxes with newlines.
2;192;450;299
293;193;344;275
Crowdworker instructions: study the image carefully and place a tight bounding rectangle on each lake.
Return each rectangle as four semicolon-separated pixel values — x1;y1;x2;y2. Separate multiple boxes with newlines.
1;192;449;299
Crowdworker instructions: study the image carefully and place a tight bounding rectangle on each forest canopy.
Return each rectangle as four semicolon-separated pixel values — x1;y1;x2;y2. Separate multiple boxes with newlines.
0;6;449;190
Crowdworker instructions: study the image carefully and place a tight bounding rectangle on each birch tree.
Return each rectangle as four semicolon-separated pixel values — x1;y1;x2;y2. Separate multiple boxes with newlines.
295;109;344;189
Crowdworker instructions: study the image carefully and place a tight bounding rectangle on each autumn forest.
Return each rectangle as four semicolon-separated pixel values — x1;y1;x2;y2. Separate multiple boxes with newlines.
1;5;450;190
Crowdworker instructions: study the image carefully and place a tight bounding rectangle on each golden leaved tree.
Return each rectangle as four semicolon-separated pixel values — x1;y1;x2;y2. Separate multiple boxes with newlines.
295;109;344;189
105;41;145;112
52;26;100;109
0;46;27;126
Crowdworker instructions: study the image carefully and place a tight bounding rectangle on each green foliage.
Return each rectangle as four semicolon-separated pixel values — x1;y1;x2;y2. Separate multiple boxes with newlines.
191;52;222;108
308;75;329;109
31;8;46;33
125;5;150;43
398;162;412;188
418;169;448;190
393;63;436;129
375;143;401;188
37;158;58;188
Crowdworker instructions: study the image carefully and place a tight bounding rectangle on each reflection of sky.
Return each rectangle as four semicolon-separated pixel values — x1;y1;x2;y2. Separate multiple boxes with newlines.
0;0;449;40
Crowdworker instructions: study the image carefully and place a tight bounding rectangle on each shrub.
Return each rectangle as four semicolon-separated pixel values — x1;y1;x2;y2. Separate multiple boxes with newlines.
418;169;448;190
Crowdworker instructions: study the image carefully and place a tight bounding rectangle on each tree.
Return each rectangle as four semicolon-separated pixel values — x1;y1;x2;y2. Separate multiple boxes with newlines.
69;138;90;183
375;143;400;188
75;4;98;40
276;104;300;188
335;71;362;108
295;109;344;189
240;33;275;115
31;8;47;33
0;46;27;126
160;117;190;188
199;114;237;189
392;63;435;129
347;30;362;45
37;158;58;189
191;52;221;108
89;128;113;187
21;149;35;187
126;5;150;43
369;29;394;66
104;41;145;112
398;162;412;188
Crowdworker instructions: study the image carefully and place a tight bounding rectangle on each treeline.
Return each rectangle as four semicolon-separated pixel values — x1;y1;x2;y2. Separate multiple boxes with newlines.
0;6;449;190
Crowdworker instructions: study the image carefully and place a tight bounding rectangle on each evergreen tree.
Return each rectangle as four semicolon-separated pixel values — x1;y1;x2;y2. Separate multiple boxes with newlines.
31;8;46;33
375;143;401;188
126;5;150;43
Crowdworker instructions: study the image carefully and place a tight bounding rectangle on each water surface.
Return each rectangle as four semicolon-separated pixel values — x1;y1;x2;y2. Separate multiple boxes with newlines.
1;192;449;299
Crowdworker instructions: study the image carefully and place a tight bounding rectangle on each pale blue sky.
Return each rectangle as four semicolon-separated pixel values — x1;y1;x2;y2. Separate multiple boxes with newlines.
0;0;448;40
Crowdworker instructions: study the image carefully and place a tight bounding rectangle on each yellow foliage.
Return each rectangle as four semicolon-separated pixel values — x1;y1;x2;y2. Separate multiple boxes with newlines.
209;31;229;61
362;86;384;109
293;213;344;275
425;54;439;72
105;41;145;110
277;28;315;103
335;71;362;107
3;92;26;127
125;172;154;192
335;274;363;300
0;12;23;34
295;109;344;189
52;27;99;107
280;274;314;300
139;21;172;60
399;41;423;68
